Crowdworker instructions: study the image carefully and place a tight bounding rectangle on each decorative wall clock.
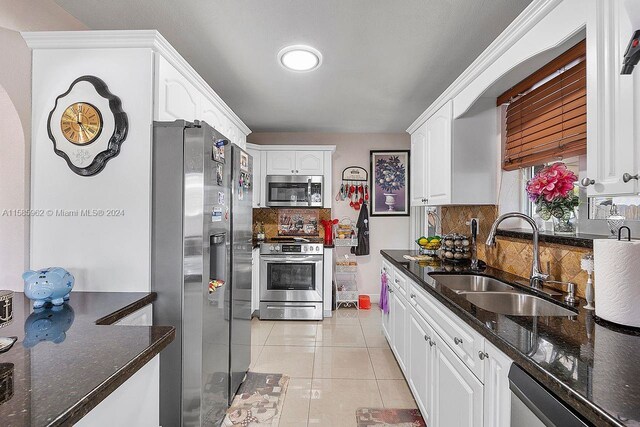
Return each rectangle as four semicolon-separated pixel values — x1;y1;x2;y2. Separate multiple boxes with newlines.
47;75;128;176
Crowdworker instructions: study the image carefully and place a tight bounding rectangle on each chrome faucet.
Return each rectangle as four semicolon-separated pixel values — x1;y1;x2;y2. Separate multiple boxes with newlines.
486;212;549;288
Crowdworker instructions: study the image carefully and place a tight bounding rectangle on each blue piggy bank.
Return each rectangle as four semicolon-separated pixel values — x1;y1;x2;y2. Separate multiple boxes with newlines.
22;267;74;309
23;304;75;348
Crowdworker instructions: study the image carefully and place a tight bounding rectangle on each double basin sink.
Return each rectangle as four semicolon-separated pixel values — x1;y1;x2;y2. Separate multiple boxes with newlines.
430;274;576;317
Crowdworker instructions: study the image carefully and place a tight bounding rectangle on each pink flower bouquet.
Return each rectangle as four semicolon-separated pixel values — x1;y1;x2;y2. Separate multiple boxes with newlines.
526;162;579;221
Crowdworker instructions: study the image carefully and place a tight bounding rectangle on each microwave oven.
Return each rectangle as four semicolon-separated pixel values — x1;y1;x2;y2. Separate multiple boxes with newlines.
265;175;323;207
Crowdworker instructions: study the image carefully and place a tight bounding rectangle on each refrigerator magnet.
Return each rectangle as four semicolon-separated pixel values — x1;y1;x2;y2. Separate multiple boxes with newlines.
211;207;223;222
216;164;223;186
240;152;249;172
218;191;225;205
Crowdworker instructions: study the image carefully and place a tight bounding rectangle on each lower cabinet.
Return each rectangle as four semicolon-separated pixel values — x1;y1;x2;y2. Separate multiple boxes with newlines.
383;262;512;427
432;331;484;427
483;340;513;427
408;306;435;425
391;290;408;372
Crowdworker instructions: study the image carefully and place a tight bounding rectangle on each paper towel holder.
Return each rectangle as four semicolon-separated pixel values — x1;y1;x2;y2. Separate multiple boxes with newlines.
618;226;631;242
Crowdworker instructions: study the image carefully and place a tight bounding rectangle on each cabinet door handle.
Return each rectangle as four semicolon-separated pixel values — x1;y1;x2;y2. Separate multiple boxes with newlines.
388;288;394;293
395;279;399;283
410;293;416;299
429;338;436;347
291;169;295;173
424;334;430;343
478;351;489;360
580;177;595;187
296;170;299;173
454;337;463;346
623;173;639;183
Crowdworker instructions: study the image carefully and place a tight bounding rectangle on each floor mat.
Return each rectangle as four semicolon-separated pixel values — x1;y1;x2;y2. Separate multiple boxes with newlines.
355;408;426;427
221;372;290;427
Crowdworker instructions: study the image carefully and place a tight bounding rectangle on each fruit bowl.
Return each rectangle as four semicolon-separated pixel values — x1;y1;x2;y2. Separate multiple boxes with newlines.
415;236;442;251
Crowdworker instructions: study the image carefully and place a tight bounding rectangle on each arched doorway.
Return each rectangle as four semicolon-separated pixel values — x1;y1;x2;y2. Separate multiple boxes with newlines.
0;84;28;291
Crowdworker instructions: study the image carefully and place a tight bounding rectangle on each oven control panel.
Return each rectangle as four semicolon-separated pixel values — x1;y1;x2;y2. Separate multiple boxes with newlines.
260;243;323;255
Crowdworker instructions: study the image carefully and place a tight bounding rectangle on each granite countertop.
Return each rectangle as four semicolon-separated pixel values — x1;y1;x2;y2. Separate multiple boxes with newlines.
0;292;175;427
381;250;640;427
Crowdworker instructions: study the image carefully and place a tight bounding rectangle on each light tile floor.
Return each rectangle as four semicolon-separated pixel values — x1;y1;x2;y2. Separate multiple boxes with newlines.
249;305;418;427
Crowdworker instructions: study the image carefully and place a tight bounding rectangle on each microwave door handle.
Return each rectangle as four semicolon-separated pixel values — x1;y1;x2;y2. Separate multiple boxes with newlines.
307;178;312;206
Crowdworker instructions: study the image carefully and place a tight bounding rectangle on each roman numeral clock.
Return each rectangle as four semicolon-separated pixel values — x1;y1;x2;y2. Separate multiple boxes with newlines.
47;76;128;176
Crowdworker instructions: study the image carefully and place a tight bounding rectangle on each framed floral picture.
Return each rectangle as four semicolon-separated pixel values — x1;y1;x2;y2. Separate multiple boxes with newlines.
370;150;410;217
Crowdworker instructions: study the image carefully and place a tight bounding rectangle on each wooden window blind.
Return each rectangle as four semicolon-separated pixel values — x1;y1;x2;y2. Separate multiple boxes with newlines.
498;40;586;171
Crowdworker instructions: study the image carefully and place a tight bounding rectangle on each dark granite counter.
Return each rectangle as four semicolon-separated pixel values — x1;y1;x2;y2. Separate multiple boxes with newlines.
0;292;175;427
381;250;640;427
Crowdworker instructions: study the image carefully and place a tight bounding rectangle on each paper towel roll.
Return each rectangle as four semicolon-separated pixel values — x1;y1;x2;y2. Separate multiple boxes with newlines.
594;239;640;328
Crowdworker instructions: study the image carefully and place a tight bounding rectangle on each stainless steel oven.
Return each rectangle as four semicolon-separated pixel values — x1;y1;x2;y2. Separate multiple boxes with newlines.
265;175;323;207
259;242;323;320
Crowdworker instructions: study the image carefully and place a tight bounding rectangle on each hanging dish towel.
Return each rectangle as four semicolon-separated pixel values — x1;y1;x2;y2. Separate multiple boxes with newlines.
380;269;389;314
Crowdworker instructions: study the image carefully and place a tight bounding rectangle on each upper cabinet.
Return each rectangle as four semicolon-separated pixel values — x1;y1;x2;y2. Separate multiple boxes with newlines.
425;101;453;205
154;54;249;149
265;150;324;175
409;100;496;206
296;151;325;175
266;151;297;175
585;0;640;196
410;122;428;206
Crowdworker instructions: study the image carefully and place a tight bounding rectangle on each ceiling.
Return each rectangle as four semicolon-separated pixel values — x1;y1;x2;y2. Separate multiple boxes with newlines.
55;0;532;133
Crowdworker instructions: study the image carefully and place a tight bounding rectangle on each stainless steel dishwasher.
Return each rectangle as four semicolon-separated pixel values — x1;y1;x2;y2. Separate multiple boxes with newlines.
509;364;592;426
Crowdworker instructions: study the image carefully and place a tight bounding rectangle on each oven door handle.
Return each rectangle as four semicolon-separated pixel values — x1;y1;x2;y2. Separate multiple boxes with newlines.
261;255;323;263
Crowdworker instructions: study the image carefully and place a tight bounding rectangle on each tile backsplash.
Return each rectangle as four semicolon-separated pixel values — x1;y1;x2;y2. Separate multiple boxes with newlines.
441;205;591;298
253;208;332;241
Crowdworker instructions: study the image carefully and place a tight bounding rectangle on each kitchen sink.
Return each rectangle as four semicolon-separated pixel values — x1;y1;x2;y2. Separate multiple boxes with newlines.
464;292;576;317
430;274;516;293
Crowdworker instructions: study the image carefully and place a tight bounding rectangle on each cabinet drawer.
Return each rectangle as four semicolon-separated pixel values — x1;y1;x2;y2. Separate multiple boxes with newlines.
392;268;409;298
409;280;485;382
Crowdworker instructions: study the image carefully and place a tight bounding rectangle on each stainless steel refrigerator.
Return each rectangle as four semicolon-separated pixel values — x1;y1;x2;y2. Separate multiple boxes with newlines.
151;120;252;427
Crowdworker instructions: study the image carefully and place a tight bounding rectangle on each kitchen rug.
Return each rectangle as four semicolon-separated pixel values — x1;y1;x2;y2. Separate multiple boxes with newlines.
355;408;426;427
220;372;289;427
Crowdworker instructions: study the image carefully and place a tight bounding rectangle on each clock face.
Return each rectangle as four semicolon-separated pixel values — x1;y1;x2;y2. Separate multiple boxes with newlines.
60;102;103;145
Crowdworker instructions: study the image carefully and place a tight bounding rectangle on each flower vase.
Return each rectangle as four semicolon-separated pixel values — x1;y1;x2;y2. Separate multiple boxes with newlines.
552;211;577;235
383;193;396;211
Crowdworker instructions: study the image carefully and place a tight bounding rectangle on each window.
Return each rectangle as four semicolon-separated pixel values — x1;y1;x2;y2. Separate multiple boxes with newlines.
498;40;587;170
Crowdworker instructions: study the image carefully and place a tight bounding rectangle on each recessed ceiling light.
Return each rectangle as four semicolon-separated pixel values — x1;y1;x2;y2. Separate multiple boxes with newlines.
278;45;322;72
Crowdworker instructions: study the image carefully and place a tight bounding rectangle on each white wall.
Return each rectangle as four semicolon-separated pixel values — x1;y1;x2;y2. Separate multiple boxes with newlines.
30;47;154;292
249;132;411;302
0;1;86;290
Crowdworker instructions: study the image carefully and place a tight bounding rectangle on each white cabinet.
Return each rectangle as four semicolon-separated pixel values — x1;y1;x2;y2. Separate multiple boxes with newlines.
383;261;514;427
433;331;484;427
265;150;324;175
483;340;513;427
408;100;497;206
391;288;408;372
408;306;435;425
251;247;260;313
586;0;640;196
266;151;297;175
410;122;428;206
155;55;247;148
247;146;262;208
295;151;324;175
425;101;453;205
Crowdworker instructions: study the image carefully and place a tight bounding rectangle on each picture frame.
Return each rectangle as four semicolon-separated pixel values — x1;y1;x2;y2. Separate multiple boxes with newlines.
370;150;410;217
